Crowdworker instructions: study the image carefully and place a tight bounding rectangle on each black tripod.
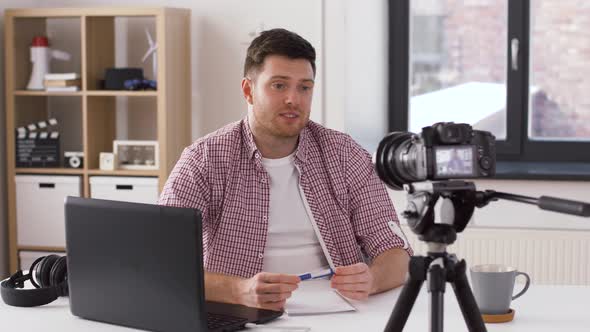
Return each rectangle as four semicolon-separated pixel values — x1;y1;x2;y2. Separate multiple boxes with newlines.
384;225;486;332
383;180;590;332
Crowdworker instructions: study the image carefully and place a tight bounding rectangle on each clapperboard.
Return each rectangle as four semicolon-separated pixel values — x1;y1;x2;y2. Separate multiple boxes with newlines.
15;118;60;167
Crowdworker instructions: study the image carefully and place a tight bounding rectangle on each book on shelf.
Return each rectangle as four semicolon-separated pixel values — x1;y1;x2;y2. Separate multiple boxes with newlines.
45;86;80;92
44;78;81;87
44;73;80;80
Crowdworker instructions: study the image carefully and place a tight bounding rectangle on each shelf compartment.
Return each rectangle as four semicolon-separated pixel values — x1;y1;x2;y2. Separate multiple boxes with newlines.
14;95;83;168
85;16;157;90
12;17;82;91
15;168;84;175
86;95;157;170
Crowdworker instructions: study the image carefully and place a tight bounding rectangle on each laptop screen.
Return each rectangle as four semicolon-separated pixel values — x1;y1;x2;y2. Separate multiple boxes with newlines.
65;196;207;331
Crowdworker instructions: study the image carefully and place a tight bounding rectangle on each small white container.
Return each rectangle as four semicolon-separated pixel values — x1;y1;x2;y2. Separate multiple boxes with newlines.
90;176;159;204
15;175;82;247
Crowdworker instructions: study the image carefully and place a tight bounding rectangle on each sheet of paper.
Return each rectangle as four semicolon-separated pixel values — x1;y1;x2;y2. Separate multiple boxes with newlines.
285;279;356;316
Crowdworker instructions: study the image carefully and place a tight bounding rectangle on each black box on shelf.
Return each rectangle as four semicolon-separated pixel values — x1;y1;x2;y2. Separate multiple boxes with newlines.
15;125;60;168
104;68;144;90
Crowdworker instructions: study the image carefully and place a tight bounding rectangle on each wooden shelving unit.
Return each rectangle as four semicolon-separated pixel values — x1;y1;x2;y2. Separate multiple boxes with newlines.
4;7;192;272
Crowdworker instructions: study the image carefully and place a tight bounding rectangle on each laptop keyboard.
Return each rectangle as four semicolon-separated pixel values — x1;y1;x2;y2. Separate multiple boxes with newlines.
207;312;248;331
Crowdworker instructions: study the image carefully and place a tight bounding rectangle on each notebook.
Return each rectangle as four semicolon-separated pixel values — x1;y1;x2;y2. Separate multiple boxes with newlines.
285;279;356;316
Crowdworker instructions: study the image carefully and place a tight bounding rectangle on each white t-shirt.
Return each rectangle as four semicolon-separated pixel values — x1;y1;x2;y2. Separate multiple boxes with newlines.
261;153;329;275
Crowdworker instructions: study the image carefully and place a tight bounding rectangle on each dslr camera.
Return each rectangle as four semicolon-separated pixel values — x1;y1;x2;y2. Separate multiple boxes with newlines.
375;122;496;190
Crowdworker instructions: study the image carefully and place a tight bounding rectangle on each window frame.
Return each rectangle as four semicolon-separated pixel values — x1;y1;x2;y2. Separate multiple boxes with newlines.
388;0;590;180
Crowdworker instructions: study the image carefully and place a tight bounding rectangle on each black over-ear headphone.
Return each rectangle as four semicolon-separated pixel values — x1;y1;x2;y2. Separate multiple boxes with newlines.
1;254;68;307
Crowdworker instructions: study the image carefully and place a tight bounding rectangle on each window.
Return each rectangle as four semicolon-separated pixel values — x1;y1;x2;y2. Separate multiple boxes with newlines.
529;1;590;140
389;0;590;179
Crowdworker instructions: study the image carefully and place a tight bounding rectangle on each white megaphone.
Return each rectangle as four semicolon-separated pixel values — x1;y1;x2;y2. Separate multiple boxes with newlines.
26;36;72;90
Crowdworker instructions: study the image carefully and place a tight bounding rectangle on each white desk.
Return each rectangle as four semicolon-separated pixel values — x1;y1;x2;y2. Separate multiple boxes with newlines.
1;285;588;331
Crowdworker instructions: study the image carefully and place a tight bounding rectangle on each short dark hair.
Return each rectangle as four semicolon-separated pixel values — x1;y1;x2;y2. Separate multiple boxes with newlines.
243;28;316;78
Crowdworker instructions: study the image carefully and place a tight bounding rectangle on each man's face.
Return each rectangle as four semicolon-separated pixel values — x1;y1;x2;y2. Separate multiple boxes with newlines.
243;55;315;139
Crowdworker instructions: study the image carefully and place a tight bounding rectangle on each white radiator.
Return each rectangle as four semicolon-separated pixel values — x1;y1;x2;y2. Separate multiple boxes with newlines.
401;225;590;285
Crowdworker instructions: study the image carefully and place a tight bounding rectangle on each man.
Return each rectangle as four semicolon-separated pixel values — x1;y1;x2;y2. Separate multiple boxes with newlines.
159;28;412;311
447;148;467;174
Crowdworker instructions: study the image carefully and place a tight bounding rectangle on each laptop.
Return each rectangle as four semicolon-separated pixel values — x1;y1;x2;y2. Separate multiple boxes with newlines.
64;196;282;332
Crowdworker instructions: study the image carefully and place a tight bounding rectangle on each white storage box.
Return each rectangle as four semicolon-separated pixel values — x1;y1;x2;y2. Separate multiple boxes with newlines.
19;251;64;272
90;176;159;204
15;175;81;247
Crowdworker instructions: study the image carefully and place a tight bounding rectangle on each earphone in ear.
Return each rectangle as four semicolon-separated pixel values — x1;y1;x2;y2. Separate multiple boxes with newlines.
1;254;68;307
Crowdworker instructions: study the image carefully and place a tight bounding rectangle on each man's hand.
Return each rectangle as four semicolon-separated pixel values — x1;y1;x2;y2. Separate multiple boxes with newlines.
235;272;300;311
330;263;375;301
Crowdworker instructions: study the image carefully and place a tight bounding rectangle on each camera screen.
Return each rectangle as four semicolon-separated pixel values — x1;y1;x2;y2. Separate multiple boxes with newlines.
434;146;475;177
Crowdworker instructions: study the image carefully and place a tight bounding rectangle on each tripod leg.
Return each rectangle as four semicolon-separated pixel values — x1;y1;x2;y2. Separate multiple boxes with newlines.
450;259;487;332
384;257;428;332
428;259;446;332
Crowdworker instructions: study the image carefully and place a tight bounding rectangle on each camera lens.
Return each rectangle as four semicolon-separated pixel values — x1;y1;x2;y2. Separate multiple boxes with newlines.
375;132;426;190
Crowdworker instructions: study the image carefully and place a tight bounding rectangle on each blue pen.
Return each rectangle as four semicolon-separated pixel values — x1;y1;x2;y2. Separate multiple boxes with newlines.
298;268;334;281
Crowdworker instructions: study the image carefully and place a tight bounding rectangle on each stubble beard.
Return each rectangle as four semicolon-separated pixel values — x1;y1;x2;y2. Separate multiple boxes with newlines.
271;113;308;138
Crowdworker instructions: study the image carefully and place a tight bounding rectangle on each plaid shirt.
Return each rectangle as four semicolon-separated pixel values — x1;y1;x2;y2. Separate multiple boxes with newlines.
159;118;412;278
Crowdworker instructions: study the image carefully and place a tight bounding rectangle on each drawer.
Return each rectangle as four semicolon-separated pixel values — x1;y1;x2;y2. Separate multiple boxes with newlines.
15;175;81;247
90;176;159;204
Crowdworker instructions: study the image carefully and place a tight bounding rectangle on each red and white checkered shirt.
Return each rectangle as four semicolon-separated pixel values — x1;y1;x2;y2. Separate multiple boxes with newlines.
158;118;412;278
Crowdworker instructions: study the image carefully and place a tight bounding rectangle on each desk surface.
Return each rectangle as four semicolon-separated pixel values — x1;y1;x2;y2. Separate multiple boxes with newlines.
1;285;588;331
